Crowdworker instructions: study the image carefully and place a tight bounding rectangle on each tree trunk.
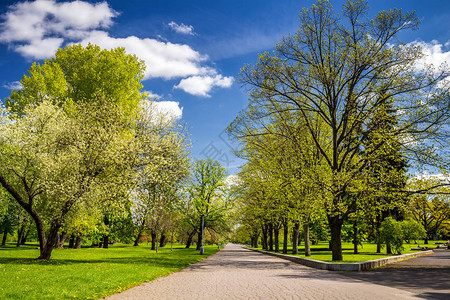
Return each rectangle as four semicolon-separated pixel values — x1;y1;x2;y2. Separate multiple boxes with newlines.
196;216;204;251
376;216;381;253
424;237;428;244
68;235;75;248
38;221;60;260
303;222;311;257
185;231;195;248
102;235;109;249
102;214;110;249
155;233;159;253
16;223;25;247
274;225;280;252
268;223;273;251
151;232;157;250
57;232;67;248
1;229;7;246
353;219;358;254
21;229;29;245
386;242;392;254
134;231;142;246
74;234;83;249
328;215;344;261
159;233;166;248
282;221;288;254
292;221;300;254
261;224;268;250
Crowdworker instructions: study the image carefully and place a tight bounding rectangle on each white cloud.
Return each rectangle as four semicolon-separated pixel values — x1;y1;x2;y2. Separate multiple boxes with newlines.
410;40;450;70
0;0;233;96
153;101;183;120
141;99;183;121
145;90;162;100
78;31;210;79
175;75;234;97
2;81;22;90
168;21;195;35
0;0;116;45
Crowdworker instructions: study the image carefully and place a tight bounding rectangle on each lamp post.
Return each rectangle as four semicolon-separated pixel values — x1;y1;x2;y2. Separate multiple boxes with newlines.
200;214;206;255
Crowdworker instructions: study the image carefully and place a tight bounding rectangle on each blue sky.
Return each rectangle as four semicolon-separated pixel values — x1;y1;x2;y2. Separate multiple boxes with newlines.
1;0;450;175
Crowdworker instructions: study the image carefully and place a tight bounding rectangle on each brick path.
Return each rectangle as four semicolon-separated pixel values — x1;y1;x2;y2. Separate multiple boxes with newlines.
105;243;427;299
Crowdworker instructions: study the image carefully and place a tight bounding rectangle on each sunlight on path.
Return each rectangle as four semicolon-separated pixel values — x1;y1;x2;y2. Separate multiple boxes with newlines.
105;243;422;300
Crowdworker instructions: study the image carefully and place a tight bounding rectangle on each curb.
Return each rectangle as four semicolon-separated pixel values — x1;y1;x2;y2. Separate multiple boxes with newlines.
246;247;434;271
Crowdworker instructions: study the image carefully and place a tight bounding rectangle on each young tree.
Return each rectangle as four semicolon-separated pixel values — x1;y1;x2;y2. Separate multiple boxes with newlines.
189;159;228;253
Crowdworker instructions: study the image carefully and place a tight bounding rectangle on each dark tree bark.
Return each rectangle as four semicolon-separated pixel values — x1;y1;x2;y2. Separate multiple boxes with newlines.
261;224;268;250
274;225;280;252
282;221;288;254
0;174;47;257
268;223;274;251
386;242;392;254
1;229;7;246
151;232;157;250
74;234;83;249
353;219;359;254
103;235;109;249
134;219;146;246
292;221;300;254
102;215;110;249
376;216;382;253
328;215;344;261
68;235;75;248
303;222;311;257
38;221;61;260
134;231;142;246
185;231;195;248
16;222;26;247
57;232;67;248
159;233;166;247
21;229;29;245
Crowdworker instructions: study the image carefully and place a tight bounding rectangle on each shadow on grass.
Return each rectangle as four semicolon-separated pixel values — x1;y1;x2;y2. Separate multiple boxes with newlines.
0;255;200;268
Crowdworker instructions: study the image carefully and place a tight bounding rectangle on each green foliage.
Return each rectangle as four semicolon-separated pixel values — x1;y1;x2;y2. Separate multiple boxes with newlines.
379;217;404;254
228;0;450;260
401;219;426;243
6;43;146;118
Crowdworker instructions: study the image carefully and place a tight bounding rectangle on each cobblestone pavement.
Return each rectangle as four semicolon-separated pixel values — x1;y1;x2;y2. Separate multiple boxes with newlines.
106;243;428;300
341;249;450;300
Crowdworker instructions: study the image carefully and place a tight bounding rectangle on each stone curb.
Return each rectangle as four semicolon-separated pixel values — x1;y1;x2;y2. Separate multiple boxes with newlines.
246;247;434;271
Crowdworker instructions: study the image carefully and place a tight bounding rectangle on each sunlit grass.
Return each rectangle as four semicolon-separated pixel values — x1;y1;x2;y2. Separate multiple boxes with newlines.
0;243;220;299
251;240;442;263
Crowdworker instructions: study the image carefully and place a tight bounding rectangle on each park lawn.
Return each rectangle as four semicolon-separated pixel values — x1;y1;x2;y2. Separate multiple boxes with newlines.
252;241;442;263
0;243;220;299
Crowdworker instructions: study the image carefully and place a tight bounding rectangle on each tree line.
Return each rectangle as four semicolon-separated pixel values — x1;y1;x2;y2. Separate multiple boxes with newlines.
227;0;450;260
0;44;232;259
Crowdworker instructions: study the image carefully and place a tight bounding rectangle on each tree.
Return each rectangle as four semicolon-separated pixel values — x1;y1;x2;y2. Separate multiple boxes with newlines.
132;102;190;250
188;159;228;253
0;44;145;259
231;0;450;260
408;177;450;243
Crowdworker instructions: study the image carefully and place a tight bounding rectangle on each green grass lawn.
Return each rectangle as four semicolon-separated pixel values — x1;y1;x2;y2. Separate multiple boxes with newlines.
251;240;443;263
0;243;220;299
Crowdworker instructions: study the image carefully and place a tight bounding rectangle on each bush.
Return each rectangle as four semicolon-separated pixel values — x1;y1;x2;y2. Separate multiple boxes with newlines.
380;217;404;254
401;219;426;243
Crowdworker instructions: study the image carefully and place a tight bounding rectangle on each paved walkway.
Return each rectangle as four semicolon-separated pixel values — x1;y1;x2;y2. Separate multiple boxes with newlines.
341;249;450;300
106;243;430;300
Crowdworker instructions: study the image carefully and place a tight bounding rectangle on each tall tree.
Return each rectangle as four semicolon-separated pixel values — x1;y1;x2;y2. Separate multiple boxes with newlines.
231;0;450;260
0;44;145;259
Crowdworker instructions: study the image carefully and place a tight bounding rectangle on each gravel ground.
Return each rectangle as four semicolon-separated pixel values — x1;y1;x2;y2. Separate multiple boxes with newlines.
105;243;430;300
